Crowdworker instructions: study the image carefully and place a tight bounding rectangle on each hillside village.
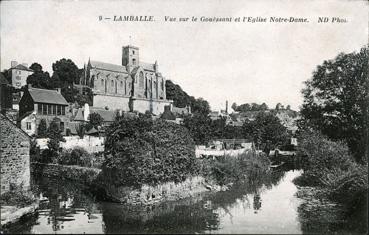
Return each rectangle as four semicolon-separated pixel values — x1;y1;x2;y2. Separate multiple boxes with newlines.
1;44;299;230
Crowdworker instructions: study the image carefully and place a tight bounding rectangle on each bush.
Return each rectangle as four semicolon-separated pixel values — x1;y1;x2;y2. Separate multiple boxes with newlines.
297;129;354;179
58;147;92;167
102;116;198;187
200;151;270;185
0;187;36;207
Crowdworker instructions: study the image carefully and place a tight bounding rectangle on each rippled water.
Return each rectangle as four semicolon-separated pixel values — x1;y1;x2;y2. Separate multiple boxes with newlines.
4;168;364;234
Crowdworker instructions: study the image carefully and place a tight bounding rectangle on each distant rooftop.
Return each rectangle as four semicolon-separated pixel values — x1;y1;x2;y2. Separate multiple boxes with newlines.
28;88;68;105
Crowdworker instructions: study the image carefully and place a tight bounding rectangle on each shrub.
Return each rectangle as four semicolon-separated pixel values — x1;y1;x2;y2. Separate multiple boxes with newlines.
58;147;92;167
297;129;354;176
102;116;198;187
200;151;270;185
0;187;36;207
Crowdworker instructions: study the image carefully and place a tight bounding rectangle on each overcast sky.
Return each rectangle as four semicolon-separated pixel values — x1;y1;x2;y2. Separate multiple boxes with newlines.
1;0;367;111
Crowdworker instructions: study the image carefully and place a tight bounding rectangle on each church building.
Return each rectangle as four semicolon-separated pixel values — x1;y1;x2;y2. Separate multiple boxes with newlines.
80;45;172;115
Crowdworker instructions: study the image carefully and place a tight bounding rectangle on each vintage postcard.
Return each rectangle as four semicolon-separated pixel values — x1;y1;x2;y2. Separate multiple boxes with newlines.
0;0;368;234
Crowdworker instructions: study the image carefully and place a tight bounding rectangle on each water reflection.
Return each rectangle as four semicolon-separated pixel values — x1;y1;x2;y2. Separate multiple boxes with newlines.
5;168;306;234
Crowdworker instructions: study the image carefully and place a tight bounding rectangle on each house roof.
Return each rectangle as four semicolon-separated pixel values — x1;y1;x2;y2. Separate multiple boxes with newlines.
28;88;68;105
90;60;128;73
10;64;33;72
90;108;116;122
0;113;31;139
73;108;85;121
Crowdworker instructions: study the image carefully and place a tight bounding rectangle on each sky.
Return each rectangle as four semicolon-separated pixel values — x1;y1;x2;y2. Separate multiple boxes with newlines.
1;0;368;111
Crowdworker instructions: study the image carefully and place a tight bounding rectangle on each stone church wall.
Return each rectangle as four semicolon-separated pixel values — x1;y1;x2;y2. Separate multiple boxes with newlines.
93;94;130;111
0;114;30;194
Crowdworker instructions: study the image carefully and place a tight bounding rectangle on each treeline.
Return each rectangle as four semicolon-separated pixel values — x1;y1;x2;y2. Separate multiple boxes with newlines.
165;80;211;115
183;111;290;152
231;102;292;112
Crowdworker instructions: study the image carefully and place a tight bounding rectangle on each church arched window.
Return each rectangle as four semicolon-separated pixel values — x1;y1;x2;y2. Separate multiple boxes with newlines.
101;79;104;86
139;72;144;88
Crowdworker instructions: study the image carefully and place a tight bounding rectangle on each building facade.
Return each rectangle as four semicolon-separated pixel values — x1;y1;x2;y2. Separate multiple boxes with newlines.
81;45;172;115
0;114;31;194
18;87;70;136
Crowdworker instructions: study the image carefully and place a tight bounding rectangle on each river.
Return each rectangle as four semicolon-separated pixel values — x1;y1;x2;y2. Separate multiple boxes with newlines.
3;168;366;234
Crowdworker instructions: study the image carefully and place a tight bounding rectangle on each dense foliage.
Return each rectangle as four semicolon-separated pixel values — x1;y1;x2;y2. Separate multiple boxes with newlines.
102;115;199;187
89;112;104;129
166;80;211;115
294;129;368;213
27;63;52;89
231;102;269;112
242;112;289;154
300;46;368;163
0;188;36;207
199;151;270;185
37;119;47;138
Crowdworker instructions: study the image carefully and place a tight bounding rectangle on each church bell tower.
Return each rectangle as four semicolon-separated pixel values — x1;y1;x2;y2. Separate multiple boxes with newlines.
122;45;139;67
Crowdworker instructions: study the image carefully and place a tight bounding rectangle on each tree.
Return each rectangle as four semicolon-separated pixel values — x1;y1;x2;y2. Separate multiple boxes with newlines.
46;118;65;153
165;80;191;108
191;97;211;115
300;46;368;162
103;116;198;187
26;63;52;89
37;119;47;138
183;113;212;145
89;112;104;129
52;59;79;102
231;102;238;111
243;112;289;155
275;103;283;110
1;69;12;84
29;63;42;73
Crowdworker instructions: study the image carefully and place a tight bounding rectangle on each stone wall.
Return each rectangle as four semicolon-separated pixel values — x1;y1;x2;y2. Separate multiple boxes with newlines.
0;114;30;194
93;94;130;111
31;163;101;185
102;176;223;205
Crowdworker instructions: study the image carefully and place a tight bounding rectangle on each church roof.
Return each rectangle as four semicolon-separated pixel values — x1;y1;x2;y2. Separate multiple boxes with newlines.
28;88;69;105
90;60;128;73
140;62;155;72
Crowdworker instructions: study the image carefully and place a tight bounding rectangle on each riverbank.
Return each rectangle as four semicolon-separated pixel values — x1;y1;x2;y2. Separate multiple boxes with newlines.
1;202;39;228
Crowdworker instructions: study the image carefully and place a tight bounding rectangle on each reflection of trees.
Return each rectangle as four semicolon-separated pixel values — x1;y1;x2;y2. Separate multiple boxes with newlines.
101;195;220;234
101;169;288;234
297;189;368;234
32;176;99;232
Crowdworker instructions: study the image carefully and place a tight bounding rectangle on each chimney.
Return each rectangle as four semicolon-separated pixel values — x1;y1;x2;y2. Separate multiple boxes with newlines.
11;61;18;68
21;63;28;68
56;88;61;93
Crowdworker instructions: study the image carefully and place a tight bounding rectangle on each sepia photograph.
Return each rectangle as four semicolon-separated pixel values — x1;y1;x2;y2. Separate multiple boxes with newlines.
0;0;368;234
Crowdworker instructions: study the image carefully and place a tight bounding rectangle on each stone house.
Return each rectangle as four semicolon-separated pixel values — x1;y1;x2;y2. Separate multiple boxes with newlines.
0;113;31;194
80;45;172;115
18;86;70;136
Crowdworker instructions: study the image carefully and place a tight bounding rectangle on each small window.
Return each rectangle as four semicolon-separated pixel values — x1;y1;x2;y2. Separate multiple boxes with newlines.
60;122;64;132
101;79;104;86
132;50;135;55
111;80;114;87
38;104;42;114
57;105;61;115
42;104;47;115
48;104;52;115
26;122;31;130
52;105;56;115
132;58;136;65
61;106;65;115
16;76;21;80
